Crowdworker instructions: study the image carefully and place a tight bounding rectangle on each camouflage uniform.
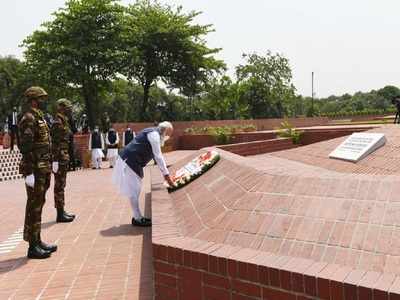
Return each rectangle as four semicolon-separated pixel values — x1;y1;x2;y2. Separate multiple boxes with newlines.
51;111;72;209
18;96;51;243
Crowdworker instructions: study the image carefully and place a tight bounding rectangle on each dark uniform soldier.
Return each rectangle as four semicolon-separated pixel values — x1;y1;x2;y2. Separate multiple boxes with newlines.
18;87;57;259
51;99;76;223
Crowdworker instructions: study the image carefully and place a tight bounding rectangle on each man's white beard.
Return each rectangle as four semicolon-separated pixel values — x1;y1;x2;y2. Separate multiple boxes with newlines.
160;135;170;147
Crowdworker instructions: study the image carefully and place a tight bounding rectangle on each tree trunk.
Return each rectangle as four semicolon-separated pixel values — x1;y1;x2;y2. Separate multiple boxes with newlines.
140;81;151;121
82;81;95;130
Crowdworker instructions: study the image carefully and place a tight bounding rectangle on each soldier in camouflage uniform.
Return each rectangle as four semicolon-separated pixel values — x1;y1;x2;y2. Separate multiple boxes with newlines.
18;87;57;259
51;99;75;223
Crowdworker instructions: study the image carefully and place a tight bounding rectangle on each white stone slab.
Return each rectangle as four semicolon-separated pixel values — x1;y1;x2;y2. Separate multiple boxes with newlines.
329;132;386;162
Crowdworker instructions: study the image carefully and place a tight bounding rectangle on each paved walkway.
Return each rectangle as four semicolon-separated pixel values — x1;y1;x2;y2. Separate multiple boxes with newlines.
0;151;193;300
0;167;153;300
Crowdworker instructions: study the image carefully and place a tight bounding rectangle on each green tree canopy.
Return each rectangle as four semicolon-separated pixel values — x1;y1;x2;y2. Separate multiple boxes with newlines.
122;0;225;121
0;56;33;124
23;0;125;128
236;52;296;119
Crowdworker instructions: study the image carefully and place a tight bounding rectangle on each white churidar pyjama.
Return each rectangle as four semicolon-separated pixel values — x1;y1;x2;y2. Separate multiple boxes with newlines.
107;149;119;167
112;157;143;220
91;149;104;169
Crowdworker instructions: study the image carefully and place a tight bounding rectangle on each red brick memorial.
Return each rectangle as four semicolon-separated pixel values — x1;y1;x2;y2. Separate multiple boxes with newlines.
151;125;400;300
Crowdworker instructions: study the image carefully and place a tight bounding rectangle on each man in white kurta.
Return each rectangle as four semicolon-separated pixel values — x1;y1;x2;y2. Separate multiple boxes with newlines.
106;128;119;168
88;126;105;169
112;121;174;226
122;127;135;147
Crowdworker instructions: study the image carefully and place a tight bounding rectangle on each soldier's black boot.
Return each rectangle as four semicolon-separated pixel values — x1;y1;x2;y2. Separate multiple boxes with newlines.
56;208;75;223
38;234;58;253
64;211;76;219
40;241;58;253
28;243;51;259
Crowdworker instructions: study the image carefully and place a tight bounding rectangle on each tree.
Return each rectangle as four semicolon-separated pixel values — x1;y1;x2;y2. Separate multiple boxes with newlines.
197;75;248;120
0;56;31;125
236;52;296;119
122;0;225;121
378;85;400;101
22;0;125;129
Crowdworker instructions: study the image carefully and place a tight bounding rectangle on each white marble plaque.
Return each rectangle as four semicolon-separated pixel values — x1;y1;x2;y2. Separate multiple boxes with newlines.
329;132;386;162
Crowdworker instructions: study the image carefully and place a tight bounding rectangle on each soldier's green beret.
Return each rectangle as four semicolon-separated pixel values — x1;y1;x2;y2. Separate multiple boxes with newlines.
24;86;48;100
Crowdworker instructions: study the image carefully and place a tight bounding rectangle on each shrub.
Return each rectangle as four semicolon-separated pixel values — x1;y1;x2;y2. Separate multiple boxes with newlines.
276;120;304;144
184;124;257;135
209;127;232;145
242;124;257;132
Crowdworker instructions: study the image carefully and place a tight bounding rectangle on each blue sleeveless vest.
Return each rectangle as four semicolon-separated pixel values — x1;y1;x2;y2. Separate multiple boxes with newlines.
91;132;102;149
119;127;159;178
124;130;134;146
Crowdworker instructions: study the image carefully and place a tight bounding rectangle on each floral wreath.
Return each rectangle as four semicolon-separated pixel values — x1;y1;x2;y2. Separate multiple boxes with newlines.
167;150;220;193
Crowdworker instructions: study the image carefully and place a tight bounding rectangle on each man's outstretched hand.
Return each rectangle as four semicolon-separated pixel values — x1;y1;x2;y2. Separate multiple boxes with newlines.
164;174;175;187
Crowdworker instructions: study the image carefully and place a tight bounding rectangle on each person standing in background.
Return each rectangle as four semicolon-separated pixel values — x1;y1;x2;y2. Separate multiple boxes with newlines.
88;126;104;169
123;126;135;147
106;127;119;168
51;99;76;223
7;106;19;151
393;96;400;124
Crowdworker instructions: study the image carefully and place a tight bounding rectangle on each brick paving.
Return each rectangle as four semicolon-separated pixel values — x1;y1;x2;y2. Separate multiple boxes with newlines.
150;129;400;298
0;151;193;300
270;124;400;175
164;148;400;274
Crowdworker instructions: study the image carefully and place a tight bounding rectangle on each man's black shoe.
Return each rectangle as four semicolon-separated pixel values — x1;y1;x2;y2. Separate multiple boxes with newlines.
40;241;58;253
132;217;152;227
28;243;51;259
57;208;75;223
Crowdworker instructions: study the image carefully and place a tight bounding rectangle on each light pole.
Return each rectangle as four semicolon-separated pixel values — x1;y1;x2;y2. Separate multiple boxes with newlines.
311;72;315;117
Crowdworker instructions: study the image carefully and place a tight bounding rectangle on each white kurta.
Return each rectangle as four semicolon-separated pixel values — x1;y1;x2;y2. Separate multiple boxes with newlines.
112;157;142;199
89;132;105;168
106;132;120;159
89;133;105;156
92;149;104;160
107;148;118;158
112;130;169;220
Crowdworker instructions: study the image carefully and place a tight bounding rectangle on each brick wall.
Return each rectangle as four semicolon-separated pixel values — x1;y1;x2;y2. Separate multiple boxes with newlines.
152;240;387;300
73;134;90;168
299;127;374;145
179;132;276;150
217;138;298;156
113;117;329;134
177;127;374;153
113;117;329;150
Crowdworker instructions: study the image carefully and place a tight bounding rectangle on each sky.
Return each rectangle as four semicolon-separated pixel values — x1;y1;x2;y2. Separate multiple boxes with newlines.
1;0;400;97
